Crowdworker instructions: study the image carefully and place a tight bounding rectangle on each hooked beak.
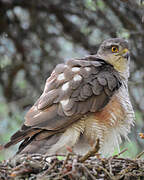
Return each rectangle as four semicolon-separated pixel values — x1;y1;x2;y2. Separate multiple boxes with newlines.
123;52;130;60
122;48;130;60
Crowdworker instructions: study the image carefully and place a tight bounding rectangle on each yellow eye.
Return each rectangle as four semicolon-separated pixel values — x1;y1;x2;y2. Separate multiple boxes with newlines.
111;46;119;53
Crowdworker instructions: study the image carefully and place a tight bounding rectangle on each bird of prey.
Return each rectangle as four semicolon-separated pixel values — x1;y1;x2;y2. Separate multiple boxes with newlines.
4;38;134;156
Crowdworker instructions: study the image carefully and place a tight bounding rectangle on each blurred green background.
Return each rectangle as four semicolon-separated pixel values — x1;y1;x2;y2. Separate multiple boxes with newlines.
0;0;144;160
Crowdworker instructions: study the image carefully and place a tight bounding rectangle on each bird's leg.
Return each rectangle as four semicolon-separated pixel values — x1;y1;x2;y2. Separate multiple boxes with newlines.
79;139;100;163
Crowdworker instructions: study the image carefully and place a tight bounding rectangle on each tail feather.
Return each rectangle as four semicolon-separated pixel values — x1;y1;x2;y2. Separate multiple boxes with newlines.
3;124;64;155
4;129;41;148
18;133;62;154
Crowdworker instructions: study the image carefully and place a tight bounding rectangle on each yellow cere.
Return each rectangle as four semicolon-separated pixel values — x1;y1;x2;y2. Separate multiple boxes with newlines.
122;48;129;54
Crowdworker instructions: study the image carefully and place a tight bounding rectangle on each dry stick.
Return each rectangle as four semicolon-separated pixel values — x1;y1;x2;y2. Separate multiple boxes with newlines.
56;153;72;180
54;170;76;180
112;148;128;159
79;139;100;163
98;165;117;180
116;158;139;179
61;153;71;170
78;163;97;180
116;164;134;180
108;148;128;175
39;160;57;178
44;154;68;158
108;158;114;176
135;150;144;159
11;169;33;178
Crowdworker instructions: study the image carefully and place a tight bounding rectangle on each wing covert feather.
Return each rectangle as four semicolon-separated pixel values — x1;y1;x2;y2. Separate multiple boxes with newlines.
24;57;122;130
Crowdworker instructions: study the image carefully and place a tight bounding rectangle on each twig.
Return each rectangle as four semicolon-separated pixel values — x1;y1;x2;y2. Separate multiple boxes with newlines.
111;148;128;158
39;160;57;178
54;170;75;180
98;165;117;180
118;164;134;177
108;158;114;176
56;153;72;180
79;139;100;163
44;154;74;158
78;163;97;180
61;153;71;170
135;150;144;159
107;148;128;179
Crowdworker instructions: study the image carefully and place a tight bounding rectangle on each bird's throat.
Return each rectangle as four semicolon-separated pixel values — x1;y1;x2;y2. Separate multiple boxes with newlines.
109;57;128;78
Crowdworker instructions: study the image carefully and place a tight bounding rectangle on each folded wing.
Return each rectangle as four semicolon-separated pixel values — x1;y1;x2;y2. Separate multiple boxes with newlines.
4;56;122;151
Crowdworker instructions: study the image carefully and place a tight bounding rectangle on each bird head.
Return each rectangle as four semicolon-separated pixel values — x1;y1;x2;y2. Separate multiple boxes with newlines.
97;38;130;78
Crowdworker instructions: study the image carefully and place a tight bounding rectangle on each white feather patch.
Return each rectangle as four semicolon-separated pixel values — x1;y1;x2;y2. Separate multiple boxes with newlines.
84;67;91;72
57;73;65;81
60;99;69;106
64;65;68;68
73;74;82;81
61;82;69;91
72;67;80;72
